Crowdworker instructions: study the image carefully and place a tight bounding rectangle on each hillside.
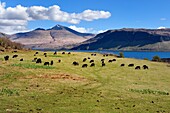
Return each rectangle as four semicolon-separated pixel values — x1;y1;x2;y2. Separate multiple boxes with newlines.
0;51;170;112
72;28;170;51
9;25;95;49
0;33;23;51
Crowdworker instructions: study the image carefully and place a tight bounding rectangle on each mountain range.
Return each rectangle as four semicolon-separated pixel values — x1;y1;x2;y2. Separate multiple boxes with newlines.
72;28;170;51
1;25;170;51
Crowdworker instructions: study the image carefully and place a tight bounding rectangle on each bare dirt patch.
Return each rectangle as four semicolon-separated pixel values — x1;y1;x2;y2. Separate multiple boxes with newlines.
24;74;86;81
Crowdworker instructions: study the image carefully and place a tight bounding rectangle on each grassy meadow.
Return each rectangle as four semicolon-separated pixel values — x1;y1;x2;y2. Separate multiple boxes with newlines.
0;50;170;113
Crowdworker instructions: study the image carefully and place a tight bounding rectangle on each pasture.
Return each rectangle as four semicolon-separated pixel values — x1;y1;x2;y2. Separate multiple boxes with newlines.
0;50;170;112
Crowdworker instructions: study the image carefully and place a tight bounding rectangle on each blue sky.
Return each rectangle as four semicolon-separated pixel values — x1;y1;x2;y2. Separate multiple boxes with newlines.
0;0;170;34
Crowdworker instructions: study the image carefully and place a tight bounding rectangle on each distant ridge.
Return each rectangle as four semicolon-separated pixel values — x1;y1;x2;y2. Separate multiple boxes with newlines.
72;28;170;51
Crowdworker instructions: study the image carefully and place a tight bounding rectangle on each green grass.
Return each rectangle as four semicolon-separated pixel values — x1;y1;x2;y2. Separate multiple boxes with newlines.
11;63;55;69
0;88;19;96
0;50;170;112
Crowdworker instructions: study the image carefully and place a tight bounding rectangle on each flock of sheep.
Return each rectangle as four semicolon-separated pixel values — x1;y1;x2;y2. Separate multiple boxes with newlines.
3;51;149;70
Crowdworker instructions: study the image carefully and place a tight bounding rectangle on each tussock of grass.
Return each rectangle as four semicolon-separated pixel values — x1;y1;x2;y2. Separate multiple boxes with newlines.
11;63;55;69
129;89;169;95
0;88;19;96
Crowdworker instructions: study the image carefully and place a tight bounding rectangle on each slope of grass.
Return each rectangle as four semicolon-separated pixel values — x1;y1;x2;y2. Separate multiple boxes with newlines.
0;50;170;112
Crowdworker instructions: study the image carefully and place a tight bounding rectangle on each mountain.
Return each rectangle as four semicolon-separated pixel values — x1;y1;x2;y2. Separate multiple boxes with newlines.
72;28;170;51
9;25;95;49
0;32;8;38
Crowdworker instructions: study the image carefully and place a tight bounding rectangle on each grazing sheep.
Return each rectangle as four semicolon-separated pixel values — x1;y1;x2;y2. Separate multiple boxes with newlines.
128;64;134;67
4;55;9;61
143;65;149;69
44;53;47;55
12;50;17;53
68;52;71;54
35;52;39;54
62;52;65;54
102;63;106;67
94;54;96;56
120;64;125;67
135;66;141;70
50;60;53;65
101;59;105;62
82;64;88;68
58;59;61;63
72;61;79;66
90;63;95;67
91;54;94;56
83;58;87;62
32;58;37;62
88;57;91;59
112;59;116;61
54;51;57;55
12;55;18;58
44;62;49;66
44;54;47;57
103;54;108;57
90;60;94;63
108;60;113;63
101;61;105;64
20;58;23;61
36;58;42;63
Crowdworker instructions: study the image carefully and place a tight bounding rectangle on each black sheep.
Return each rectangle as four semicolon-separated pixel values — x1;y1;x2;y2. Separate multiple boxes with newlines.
120;64;125;67
50;60;54;65
135;66;141;70
4;55;9;61
128;64;134;67
12;55;18;58
143;65;149;69
32;58;37;62
20;58;23;61
112;59;116;61
90;63;95;67
58;59;61;63
101;59;105;62
54;51;57;55
36;58;42;63
90;60;94;63
44;62;49;66
108;60;113;63
72;61;79;66
82;64;88;68
83;58;87;62
102;63;106;67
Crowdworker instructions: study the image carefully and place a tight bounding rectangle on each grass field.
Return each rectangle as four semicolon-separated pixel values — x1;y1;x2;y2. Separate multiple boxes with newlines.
0;50;170;113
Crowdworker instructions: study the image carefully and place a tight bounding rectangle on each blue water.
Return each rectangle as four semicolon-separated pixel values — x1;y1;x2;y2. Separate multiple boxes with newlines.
68;50;170;60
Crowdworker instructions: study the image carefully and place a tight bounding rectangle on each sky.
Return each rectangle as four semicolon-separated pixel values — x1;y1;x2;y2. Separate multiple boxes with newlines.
0;0;170;34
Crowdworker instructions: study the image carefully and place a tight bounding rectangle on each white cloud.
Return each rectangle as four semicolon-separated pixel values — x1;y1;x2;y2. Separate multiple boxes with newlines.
0;2;111;34
160;18;167;21
157;26;166;29
69;25;108;34
69;25;93;33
